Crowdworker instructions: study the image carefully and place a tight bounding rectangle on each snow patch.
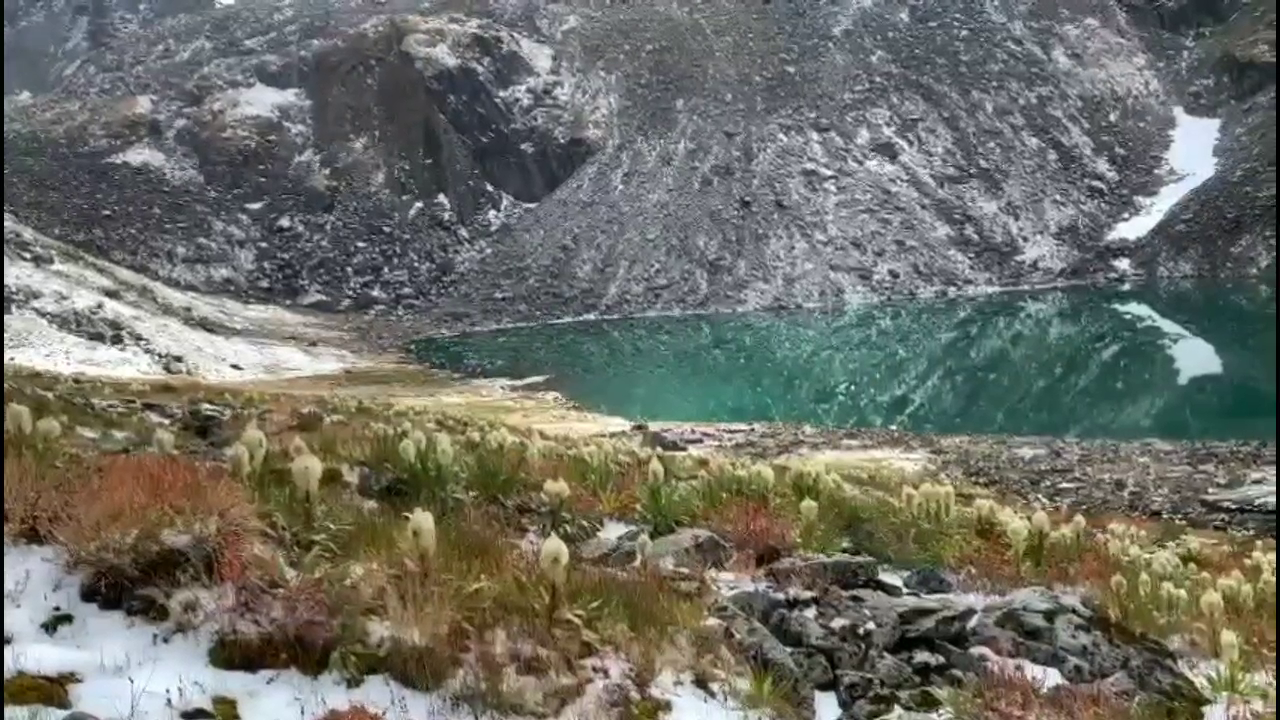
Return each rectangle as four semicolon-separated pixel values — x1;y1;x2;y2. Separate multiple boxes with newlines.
105;142;203;184
1111;301;1224;385
651;671;768;720
814;690;842;720
3;543;454;720
1109;108;1222;241
969;646;1067;690
3;543;779;720
214;83;307;122
205;83;312;143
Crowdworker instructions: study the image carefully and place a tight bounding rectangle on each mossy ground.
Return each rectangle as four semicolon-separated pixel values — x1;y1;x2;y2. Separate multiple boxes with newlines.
2;672;81;709
3;364;1276;719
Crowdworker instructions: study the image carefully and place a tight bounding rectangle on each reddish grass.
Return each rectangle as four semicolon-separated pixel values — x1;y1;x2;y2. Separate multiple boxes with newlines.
954;666;1151;720
2;452;79;542
953;530;1277;663
953;535;1119;593
703;499;795;567
314;705;385;720
531;454;644;516
55;454;261;582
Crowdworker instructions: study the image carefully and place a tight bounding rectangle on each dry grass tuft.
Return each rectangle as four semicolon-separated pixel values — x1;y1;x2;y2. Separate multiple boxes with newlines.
948;666;1183;720
2;452;79;543
314;705;385;720
339;507;704;694
703;498;795;566
56;454;261;584
954;531;1114;592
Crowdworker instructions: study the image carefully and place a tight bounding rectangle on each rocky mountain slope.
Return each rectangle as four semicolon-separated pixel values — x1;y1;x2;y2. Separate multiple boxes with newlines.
3;213;359;379
4;0;1275;329
1118;0;1277;283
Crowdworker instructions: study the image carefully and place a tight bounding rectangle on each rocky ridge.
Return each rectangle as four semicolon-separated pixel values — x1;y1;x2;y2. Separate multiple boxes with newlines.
4;0;1273;328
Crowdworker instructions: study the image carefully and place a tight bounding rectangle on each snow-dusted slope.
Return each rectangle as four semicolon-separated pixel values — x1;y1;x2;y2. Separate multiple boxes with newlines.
4;0;1273;332
3;215;359;381
6;0;1178;329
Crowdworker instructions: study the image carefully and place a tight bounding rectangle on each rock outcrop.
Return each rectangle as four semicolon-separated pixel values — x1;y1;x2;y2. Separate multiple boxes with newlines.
4;0;1275;326
576;525;1214;720
717;554;1209;719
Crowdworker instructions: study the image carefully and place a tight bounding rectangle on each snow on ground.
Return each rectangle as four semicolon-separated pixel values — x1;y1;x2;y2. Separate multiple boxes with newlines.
3;214;360;382
2;544;766;720
1108;107;1223;243
3;543;453;720
1111;300;1225;385
210;83;309;123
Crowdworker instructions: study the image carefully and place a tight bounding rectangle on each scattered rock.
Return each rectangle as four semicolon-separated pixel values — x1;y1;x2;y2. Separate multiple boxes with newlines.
353;464;414;501
577;526;647;568
901;567;957;595
181;402;234;442
763;554;879;591
647;528;734;570
1201;482;1277;535
717;572;1209;717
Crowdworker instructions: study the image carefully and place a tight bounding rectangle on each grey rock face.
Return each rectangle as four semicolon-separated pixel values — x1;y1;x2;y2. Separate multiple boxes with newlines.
5;0;1272;325
6;7;596;314
5;0;1180;325
645;528;735;570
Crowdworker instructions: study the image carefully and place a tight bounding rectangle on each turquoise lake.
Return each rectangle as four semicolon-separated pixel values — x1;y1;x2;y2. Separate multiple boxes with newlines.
412;282;1277;441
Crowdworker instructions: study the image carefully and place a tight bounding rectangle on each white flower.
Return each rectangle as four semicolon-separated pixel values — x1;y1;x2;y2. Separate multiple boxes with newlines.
410;429;428;450
1218;628;1240;664
6;403;33;436
635;534;653;563
647;456;666;484
398;437;418;465
404;507;438;561
225;442;252;479
799;497;819;524
152;428;177;454
34;416;62;440
290;453;323;503
239;423;268;469
1030;510;1052;536
434;433;455;467
539;534;571;586
542;478;572;502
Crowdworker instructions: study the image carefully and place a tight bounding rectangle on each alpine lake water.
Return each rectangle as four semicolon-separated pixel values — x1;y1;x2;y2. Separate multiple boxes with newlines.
412;281;1277;442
